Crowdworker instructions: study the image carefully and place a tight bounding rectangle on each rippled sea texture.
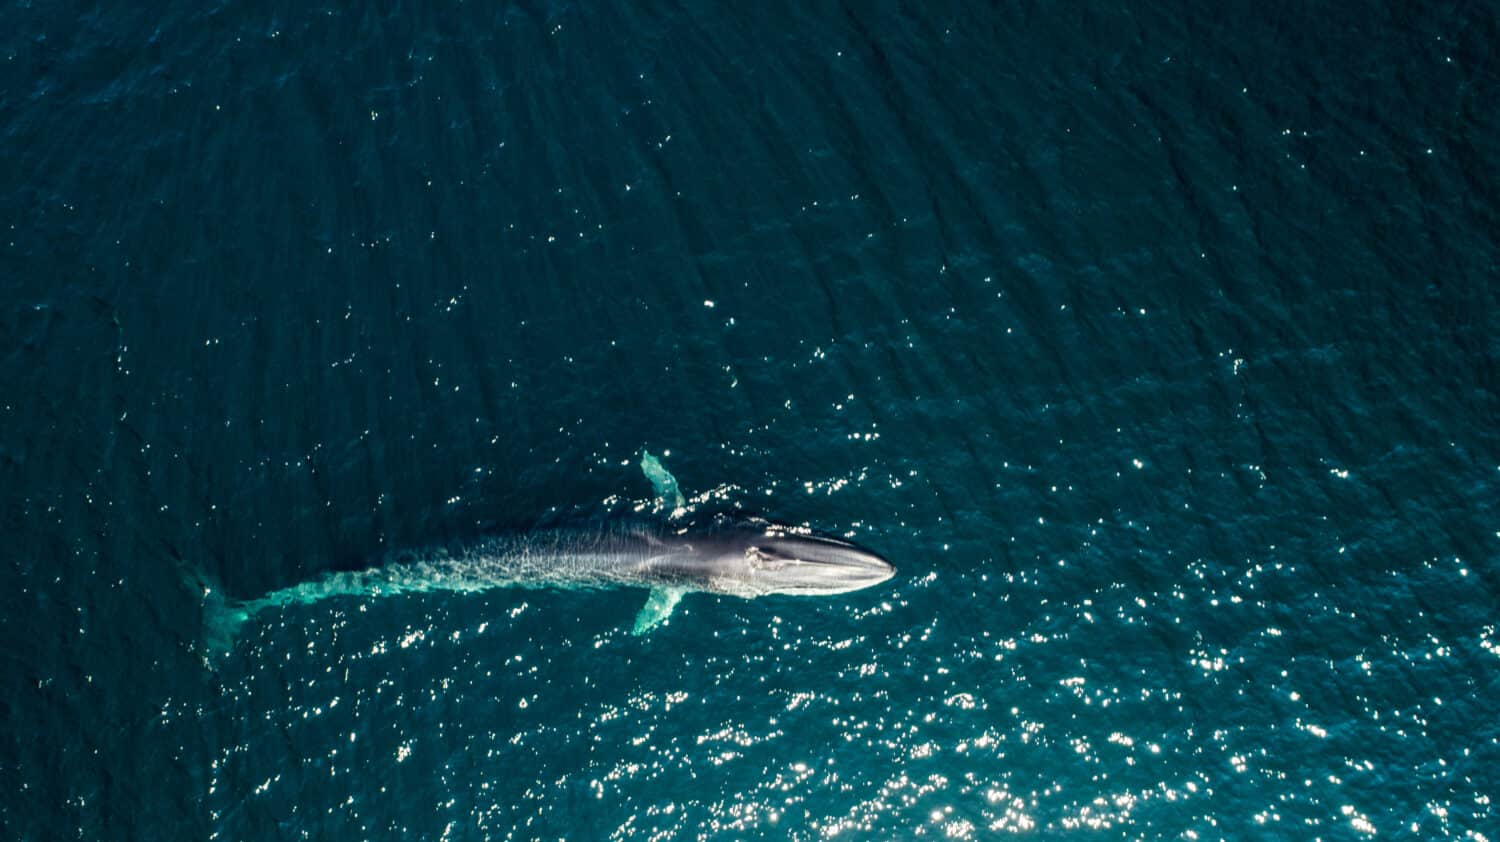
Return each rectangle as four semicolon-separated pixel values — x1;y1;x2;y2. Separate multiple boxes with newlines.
3;1;1497;839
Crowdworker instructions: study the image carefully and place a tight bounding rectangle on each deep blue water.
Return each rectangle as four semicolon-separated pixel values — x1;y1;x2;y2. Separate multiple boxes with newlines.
3;1;1498;839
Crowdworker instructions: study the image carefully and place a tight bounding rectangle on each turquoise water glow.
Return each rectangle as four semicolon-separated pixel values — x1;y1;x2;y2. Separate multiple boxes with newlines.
3;2;1497;839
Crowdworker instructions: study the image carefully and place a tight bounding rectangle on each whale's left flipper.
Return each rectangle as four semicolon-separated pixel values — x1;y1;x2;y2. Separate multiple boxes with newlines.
640;450;686;516
633;586;684;635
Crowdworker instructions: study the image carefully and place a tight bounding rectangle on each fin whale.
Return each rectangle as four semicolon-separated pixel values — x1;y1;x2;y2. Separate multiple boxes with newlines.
188;453;894;660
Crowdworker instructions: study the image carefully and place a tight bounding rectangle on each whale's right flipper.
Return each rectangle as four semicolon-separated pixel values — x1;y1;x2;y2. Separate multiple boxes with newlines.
640;450;686;517
632;587;684;635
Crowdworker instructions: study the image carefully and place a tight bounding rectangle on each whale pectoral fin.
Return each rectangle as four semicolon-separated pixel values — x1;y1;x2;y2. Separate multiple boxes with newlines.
640;450;686;516
632;587;684;635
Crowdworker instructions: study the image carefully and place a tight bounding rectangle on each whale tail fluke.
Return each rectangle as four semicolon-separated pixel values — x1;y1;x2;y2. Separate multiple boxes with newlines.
201;589;252;663
172;553;253;667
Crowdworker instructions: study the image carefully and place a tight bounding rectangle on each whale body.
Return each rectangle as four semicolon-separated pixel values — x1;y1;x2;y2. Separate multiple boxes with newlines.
192;454;894;659
198;520;893;653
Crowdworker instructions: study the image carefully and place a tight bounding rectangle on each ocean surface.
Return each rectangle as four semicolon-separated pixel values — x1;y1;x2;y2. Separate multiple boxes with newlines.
3;1;1497;839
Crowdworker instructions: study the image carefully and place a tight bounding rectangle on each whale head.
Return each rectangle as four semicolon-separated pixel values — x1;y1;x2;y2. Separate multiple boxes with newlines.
712;525;895;596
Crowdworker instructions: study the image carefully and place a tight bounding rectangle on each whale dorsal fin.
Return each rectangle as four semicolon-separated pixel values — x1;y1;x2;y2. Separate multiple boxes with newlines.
640;450;686;517
632;587;684;635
